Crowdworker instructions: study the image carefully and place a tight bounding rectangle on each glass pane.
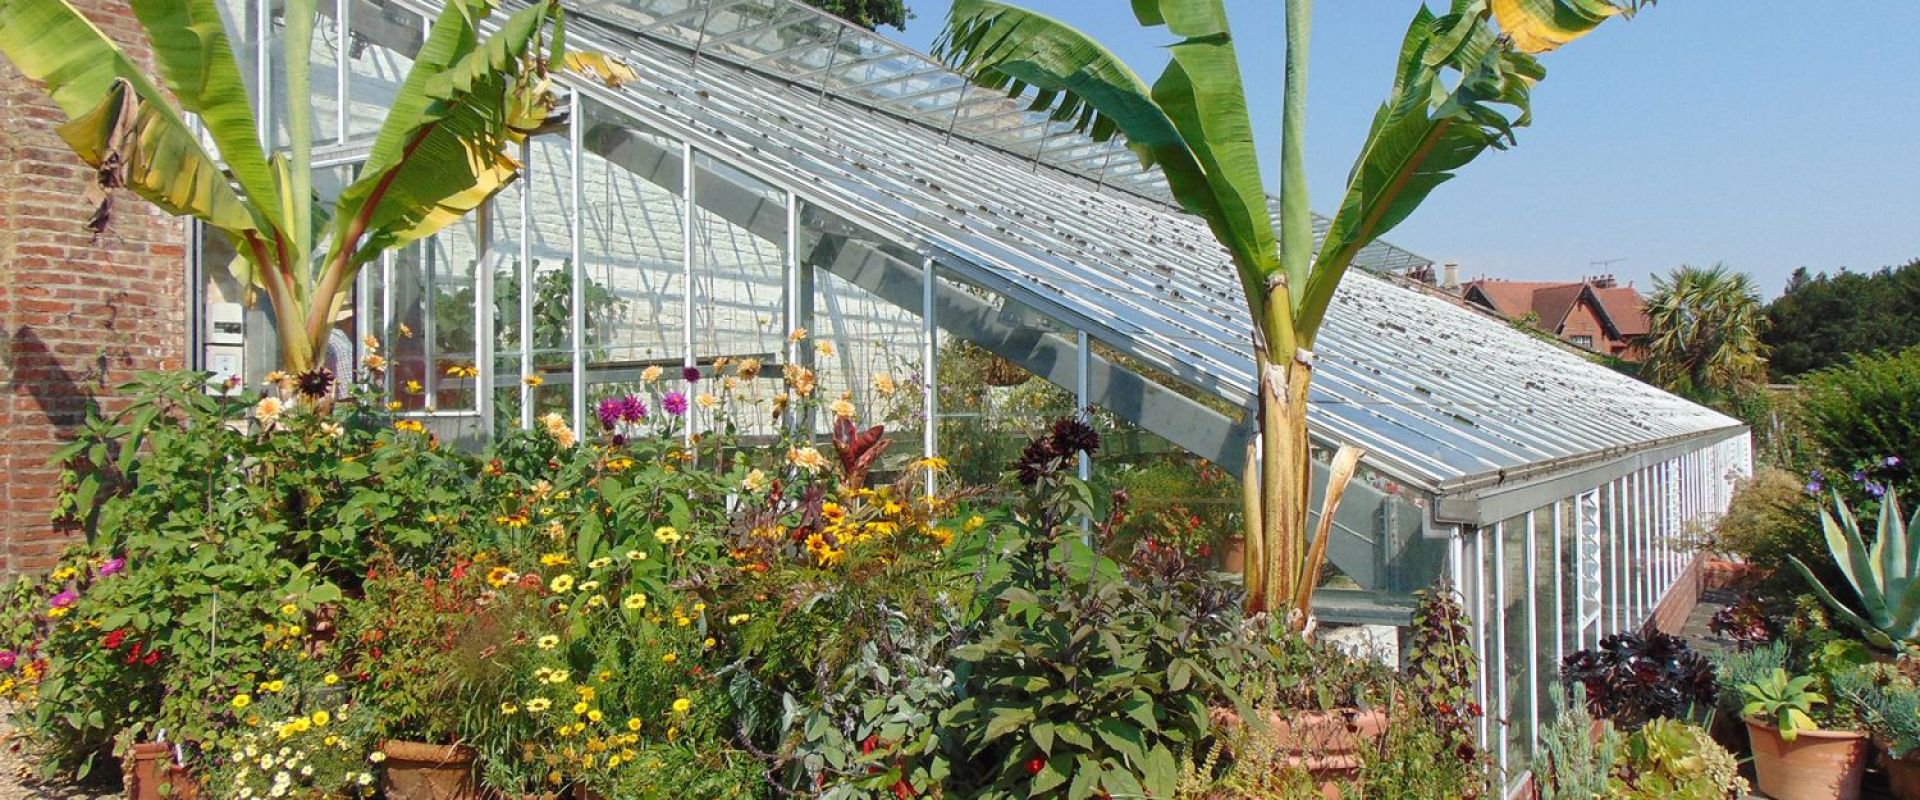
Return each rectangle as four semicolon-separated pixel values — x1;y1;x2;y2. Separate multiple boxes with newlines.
1502;515;1532;777
425;219;482;414
798;202;924;472
579;100;686;372
488;178;526;430
268;0;343;147
1533;506;1557;756
344;0;423;142
691;153;786;438
933;271;1076;492
521;132;574;423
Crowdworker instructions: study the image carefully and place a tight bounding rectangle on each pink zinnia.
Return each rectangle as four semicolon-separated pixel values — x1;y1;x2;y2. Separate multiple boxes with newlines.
661;391;688;417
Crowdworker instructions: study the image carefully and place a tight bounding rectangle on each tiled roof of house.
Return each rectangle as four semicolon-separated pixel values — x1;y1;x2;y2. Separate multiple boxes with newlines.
1593;286;1651;337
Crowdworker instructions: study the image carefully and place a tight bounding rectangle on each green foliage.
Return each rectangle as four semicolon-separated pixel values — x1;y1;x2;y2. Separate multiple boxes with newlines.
1345;702;1489;799
1834;670;1920;759
1642;264;1770;408
1739;669;1826;741
1708;468;1833;597
940;422;1258;800
1796;347;1920;497
1540;684;1624;800
27;371;460;775
1710;640;1788;719
1606;718;1748;800
799;0;909;30
1765;260;1920;378
1788;489;1920;650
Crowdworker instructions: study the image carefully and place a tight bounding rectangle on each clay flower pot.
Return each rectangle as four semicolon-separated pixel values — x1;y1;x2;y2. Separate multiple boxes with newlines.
1888;749;1920;800
380;740;482;800
125;742;198;800
1745;718;1869;800
1212;707;1389;800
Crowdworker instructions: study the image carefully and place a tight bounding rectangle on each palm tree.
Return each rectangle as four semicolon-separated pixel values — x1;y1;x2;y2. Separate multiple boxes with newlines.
935;0;1651;624
0;0;633;373
1643;264;1771;404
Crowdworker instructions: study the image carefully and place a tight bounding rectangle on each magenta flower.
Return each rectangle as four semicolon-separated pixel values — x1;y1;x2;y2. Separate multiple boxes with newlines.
49;589;78;609
97;557;125;577
595;395;648;430
0;651;15;671
682;366;702;384
596;397;623;431
661;391;688;417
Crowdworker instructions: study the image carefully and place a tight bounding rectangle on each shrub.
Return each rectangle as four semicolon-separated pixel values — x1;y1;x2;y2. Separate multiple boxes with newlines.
1710;640;1787;720
939;419;1261;800
1561;626;1717;730
1797;346;1920;498
1709;467;1834;597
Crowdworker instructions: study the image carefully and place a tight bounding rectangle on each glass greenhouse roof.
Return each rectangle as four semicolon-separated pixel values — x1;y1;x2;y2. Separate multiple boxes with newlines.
418;0;1743;492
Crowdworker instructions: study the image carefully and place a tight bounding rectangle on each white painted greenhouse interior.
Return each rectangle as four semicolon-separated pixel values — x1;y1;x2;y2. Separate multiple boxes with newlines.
188;0;1753;788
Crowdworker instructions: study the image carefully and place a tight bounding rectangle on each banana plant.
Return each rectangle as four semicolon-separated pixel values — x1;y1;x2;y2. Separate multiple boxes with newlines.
935;0;1651;625
1790;489;1920;651
0;0;634;373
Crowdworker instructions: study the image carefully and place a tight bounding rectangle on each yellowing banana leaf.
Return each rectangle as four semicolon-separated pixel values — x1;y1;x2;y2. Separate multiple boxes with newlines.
328;0;560;270
56;78;259;239
563;51;638;87
1490;0;1652;54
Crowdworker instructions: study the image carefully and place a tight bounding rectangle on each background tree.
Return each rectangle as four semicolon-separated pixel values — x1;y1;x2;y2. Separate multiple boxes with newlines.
1642;264;1770;407
1765;260;1920;378
803;0;909;30
0;0;631;374
935;0;1650;624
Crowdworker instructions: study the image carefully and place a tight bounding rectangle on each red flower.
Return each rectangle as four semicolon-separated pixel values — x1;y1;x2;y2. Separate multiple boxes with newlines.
891;779;914;799
124;641;143;665
142;649;160;666
1465;702;1483;718
101;630;126;650
861;736;879;755
1025;757;1045;776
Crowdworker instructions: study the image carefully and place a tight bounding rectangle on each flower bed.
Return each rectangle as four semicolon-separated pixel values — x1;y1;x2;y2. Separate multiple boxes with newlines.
0;364;1490;799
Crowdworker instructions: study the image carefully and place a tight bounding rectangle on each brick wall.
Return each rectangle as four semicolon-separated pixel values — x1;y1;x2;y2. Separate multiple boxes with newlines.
0;0;188;573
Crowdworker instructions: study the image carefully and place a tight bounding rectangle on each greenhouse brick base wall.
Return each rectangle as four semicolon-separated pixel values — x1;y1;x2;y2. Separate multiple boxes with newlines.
1649;553;1707;636
0;0;187;573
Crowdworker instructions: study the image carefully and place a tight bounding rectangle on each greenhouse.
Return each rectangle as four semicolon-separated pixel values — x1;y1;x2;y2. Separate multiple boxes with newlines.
186;0;1751;788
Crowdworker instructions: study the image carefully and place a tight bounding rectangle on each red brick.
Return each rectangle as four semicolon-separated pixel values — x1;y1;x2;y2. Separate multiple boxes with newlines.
1;0;184;573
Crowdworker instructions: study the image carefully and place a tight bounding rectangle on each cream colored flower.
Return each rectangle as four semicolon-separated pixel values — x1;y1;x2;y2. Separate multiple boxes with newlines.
696;393;718;409
641;365;663;382
788;328;808;343
787;446;829;475
829;399;856;420
254;397;284;425
741;469;768;493
734;358;762;380
783;364;817;397
539;413;576;448
871;373;898;396
814;340;835;358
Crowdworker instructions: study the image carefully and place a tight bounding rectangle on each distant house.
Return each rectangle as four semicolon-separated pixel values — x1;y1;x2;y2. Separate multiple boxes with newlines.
1461;276;1650;361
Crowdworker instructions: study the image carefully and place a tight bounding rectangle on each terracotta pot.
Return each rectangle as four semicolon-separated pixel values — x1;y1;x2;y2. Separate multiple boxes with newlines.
1745;718;1868;800
1702;558;1770;590
381;740;481;800
1888;750;1920;800
125;742;198;800
1219;536;1245;574
1212;707;1389;800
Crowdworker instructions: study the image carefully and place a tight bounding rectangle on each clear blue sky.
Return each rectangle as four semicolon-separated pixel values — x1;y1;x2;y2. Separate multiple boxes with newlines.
884;2;1920;299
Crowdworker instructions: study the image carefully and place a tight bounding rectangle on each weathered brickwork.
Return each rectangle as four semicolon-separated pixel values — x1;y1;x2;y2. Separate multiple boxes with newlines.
0;0;188;572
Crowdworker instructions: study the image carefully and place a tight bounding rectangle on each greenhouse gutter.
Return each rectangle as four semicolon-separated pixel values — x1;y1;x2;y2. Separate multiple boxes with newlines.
1428;423;1751;528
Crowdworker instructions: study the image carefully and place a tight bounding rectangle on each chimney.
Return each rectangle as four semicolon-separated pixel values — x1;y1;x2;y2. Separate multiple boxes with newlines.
1441;261;1460;293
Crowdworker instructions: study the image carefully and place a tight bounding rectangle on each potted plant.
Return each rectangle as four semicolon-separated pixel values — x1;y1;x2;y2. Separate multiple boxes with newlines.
125;741;199;800
1740;669;1870;800
1838;671;1920;799
342;556;536;800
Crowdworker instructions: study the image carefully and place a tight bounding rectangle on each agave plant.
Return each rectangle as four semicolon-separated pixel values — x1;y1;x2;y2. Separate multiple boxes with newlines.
1790;489;1920;651
934;0;1652;624
0;0;633;372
